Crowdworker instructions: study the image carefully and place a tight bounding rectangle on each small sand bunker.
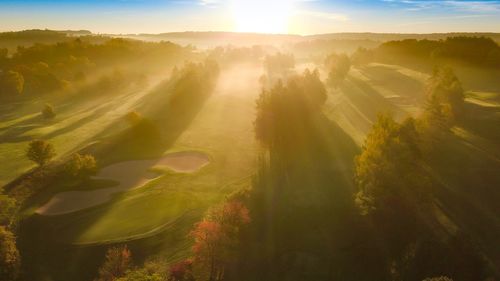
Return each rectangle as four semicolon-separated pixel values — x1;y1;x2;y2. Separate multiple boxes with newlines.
36;151;209;216
156;151;210;173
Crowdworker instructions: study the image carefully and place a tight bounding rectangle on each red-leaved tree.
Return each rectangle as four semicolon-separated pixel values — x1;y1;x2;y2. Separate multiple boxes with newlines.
190;200;250;281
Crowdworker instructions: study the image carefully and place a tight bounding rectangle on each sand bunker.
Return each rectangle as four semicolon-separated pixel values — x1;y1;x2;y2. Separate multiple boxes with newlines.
36;151;209;216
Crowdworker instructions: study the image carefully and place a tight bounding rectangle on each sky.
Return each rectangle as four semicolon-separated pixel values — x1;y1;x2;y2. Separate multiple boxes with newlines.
0;0;499;34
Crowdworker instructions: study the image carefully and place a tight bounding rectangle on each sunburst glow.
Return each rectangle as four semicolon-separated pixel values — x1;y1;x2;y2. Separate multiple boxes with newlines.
231;0;293;34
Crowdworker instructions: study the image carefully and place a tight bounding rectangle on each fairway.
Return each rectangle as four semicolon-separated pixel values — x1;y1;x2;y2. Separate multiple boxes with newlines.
26;63;261;245
1;28;499;281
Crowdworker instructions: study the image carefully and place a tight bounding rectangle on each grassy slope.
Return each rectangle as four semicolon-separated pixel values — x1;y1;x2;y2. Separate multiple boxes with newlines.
0;76;165;186
10;61;500;280
54;62;260;244
16;63;261;281
326;63;500;275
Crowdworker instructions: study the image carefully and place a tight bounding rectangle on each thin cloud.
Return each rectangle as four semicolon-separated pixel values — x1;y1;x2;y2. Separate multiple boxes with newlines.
381;0;500;12
296;10;350;21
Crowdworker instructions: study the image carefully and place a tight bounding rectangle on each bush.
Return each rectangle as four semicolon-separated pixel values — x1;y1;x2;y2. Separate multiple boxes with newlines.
0;191;16;227
0;226;20;281
41;103;56;119
64;153;97;180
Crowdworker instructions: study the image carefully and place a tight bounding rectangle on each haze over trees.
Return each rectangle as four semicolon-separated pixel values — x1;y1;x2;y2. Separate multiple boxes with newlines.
0;28;498;281
325;53;351;88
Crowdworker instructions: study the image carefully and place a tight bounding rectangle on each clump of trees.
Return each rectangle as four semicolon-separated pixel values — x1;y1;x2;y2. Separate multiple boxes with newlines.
425;67;464;121
325;53;351;88
26;139;56;167
354;67;465;215
187;199;250;281
64;153;97;181
255;69;326;155
419;67;464;150
41;103;56;119
169;60;220;107
353;68;464;220
354;114;430;215
376;36;500;68
0;35;191;100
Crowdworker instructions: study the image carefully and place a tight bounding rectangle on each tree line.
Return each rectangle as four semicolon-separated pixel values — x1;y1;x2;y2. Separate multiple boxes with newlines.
0;37;189;99
350;36;500;69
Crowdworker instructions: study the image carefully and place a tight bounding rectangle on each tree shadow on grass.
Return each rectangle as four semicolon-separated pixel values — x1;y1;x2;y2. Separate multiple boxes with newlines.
460;102;500;143
360;64;425;102
18;71;219;281
341;76;407;123
241;113;388;281
428;133;500;274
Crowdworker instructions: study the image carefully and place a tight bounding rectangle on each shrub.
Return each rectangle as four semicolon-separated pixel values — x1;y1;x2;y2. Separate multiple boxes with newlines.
41;103;56;119
0;226;20;281
64;153;97;180
0;191;16;227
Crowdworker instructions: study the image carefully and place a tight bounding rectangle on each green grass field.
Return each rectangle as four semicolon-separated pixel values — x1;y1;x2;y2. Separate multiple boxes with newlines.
5;61;500;280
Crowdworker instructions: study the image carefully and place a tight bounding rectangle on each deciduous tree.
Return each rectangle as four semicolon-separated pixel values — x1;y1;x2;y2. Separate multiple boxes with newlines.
191;200;250;281
26;139;55;167
96;245;132;281
325;53;351;87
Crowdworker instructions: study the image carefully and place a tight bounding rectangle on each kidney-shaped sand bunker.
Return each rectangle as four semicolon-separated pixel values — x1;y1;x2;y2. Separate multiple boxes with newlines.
36;151;210;216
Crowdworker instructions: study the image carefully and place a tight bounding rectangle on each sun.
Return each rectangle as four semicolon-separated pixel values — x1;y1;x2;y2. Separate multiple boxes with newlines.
231;0;293;34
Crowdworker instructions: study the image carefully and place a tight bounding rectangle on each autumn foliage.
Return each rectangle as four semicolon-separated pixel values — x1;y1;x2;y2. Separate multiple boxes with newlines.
190;200;250;281
95;245;132;281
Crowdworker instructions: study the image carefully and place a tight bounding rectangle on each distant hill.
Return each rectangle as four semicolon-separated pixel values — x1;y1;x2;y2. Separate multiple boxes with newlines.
1;29;499;52
119;31;303;48
119;31;500;49
56;30;92;36
307;32;500;43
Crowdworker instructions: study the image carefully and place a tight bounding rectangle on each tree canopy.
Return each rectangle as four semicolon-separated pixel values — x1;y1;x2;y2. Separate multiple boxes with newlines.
26;140;56;167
